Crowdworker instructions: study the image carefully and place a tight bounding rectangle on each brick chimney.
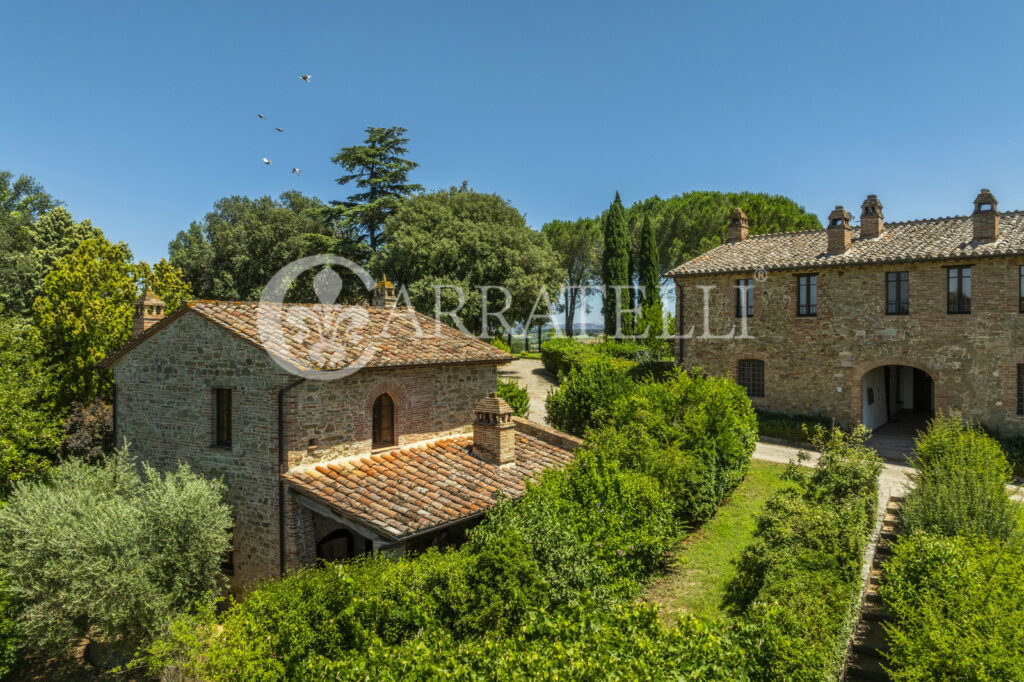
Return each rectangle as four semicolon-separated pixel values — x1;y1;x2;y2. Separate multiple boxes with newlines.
972;189;999;241
727;208;749;243
371;275;397;308
472;393;515;465
132;288;165;337
826;206;852;254
860;195;884;239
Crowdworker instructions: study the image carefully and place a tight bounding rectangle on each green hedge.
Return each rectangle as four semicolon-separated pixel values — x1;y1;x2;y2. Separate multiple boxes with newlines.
756;410;834;445
0;574;19;681
496;378;529;418
545;357;636;437
540;338;638;378
728;426;881;681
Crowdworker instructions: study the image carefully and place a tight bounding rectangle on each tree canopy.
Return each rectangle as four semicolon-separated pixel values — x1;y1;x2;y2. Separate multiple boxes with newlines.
372;184;563;336
331;126;423;252
168;191;367;303
541;218;601;336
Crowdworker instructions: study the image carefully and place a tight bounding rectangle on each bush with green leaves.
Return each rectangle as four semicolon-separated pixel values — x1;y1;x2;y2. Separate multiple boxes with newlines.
902;413;1020;540
882;534;1024;681
0;449;232;660
728;426;881;681
607;368;757;523
539;337;638;378
545;357;635;436
755;409;833;445
488;336;511;354
0;574;20;680
496;377;529;418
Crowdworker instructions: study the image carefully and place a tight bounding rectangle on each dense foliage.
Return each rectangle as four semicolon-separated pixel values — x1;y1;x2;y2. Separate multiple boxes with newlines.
540;217;601;336
882;534;1024;681
901;413;1020;540
496;378;530;418
545;357;636;436
0;450;232;661
637;212;664;342
169;191;368;302
0;312;59;498
372;185;563;335
755;409;835;445
729;426;881;680
331;126;424;252
601;192;630;335
0;172;67;316
881;415;1024;680
0;574;19;680
539;336;642;378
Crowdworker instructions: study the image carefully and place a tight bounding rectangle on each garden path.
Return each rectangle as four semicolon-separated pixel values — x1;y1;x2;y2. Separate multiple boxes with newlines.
498;358;557;424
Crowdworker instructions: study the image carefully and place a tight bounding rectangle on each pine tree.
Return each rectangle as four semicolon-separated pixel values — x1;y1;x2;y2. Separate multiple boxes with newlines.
638;212;663;340
601;192;630;336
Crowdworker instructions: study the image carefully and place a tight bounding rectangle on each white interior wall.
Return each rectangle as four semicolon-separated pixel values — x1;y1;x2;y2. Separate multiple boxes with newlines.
862;366;888;430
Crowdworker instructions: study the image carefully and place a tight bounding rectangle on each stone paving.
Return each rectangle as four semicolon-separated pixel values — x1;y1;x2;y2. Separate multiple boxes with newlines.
498;358;558;424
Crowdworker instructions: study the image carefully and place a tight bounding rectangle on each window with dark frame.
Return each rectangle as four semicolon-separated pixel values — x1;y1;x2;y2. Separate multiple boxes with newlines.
735;278;754;318
372;393;395;448
796;274;817;317
1018;364;1023;417
947;266;971;314
886;271;909;315
737;359;764;398
214;388;232;447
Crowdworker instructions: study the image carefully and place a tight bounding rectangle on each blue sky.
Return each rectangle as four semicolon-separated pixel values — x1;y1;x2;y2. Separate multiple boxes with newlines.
4;0;1024;265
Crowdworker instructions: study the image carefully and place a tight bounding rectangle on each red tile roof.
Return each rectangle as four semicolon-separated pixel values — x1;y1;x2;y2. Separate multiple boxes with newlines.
103;300;513;370
282;428;577;539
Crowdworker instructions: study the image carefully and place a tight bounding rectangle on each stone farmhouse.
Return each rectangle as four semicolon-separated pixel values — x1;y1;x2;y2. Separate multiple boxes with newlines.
669;190;1024;440
103;281;580;592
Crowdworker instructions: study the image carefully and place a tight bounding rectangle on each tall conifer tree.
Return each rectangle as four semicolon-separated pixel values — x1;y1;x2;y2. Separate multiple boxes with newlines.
601;192;630;336
638;212;663;338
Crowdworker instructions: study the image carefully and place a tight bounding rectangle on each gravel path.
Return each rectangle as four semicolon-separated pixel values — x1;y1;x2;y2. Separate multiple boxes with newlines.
498;358;557;424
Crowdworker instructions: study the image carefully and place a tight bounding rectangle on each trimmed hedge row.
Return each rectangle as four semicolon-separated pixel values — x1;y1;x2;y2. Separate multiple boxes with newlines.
540;337;640;378
755;410;834;446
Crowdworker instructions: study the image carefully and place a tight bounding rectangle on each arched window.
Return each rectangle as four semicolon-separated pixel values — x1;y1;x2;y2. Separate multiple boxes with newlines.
372;393;395;448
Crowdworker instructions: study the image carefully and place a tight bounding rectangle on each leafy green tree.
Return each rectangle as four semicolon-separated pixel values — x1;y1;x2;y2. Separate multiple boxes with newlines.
169;192;367;302
331;126;424;251
33;237;137;407
0;311;60;498
373;185;563;336
601;193;630;336
541;218;601;337
135;258;193;313
637;213;664;340
0;449;232;661
0;171;58;232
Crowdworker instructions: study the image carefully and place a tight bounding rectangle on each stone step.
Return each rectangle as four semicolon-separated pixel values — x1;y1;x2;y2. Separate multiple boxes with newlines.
863;590;883;606
845;652;890;681
852;619;890;655
861;604;890;621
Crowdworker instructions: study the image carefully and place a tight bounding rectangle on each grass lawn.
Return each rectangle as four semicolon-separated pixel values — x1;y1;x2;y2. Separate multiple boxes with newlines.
644;459;795;625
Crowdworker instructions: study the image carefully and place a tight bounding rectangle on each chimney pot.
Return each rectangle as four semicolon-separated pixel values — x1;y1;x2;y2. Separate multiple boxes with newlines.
472;394;515;465
726;208;749;243
972;189;999;241
860;195;884;239
826;206;852;254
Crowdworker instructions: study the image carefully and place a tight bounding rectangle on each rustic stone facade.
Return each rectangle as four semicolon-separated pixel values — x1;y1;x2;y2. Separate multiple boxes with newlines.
110;310;502;592
674;256;1024;436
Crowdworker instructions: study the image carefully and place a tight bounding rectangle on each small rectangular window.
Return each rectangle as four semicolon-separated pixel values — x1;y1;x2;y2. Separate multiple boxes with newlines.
735;278;754;318
797;274;817;317
737;359;765;398
886;271;909;315
947;266;971;314
215;388;232;447
1019;265;1023;314
1018;365;1023;417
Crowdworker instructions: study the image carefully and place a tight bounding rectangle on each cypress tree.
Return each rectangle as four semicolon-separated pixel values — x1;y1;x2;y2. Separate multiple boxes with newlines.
601;192;630;336
638;212;663;338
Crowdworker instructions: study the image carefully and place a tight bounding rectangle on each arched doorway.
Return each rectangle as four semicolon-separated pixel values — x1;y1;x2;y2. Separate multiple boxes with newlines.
861;364;934;459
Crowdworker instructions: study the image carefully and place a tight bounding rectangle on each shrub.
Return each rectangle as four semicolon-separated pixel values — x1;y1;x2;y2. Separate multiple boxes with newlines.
488;337;511;354
540;337;582;376
496;377;529;418
902;413;1020;540
540;338;638;379
58;399;113;462
882;534;1024;681
728;426;881;681
0;449;232;660
756;410;833;445
609;369;757;523
0;574;20;680
545;357;635;436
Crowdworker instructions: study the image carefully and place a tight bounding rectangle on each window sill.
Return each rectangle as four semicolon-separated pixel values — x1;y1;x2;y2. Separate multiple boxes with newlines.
210;444;233;451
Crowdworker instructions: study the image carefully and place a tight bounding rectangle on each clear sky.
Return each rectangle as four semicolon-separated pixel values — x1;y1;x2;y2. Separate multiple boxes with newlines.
4;0;1024;265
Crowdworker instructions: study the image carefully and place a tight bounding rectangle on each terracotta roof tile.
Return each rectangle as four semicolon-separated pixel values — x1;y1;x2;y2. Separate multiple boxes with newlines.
667;211;1024;277
282;427;576;540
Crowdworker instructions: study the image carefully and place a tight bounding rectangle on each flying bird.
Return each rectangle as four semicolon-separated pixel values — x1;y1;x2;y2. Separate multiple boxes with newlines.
291;168;301;176
257;113;266;119
275;127;284;132
300;74;311;82
262;157;272;166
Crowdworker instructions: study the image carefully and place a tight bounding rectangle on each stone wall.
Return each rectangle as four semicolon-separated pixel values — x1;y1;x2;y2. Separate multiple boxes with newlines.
113;310;502;591
675;256;1024;436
